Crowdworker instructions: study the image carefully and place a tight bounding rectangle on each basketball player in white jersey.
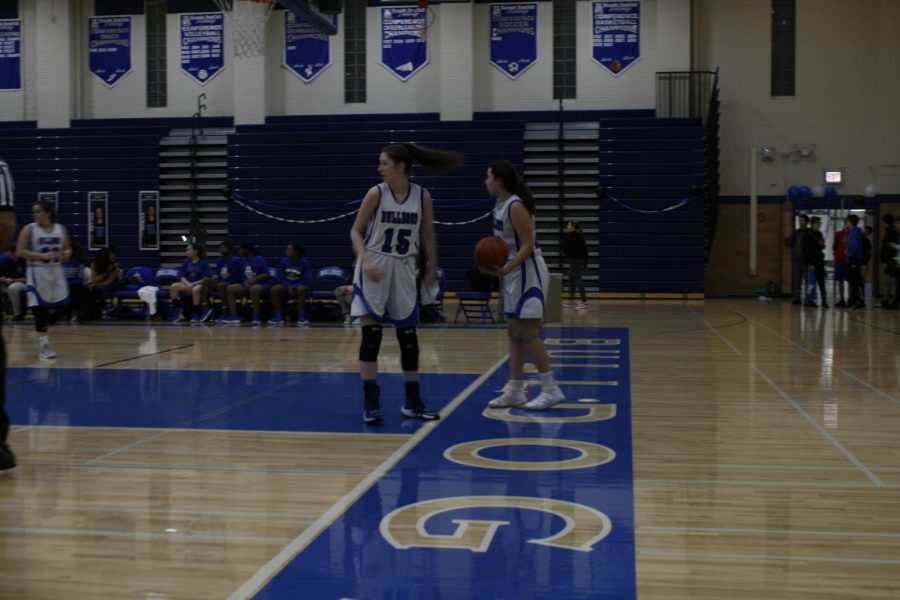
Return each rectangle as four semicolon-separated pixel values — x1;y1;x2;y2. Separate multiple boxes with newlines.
350;143;461;424
483;160;565;410
16;199;71;359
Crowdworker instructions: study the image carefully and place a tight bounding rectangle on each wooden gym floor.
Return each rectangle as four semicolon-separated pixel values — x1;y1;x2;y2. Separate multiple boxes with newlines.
1;299;898;599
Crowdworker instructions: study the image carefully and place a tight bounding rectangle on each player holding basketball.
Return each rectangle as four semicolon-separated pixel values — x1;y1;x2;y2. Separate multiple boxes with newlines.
484;160;565;410
350;143;461;424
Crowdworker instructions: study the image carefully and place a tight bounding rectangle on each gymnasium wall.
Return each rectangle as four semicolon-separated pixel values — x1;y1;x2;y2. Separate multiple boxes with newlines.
694;0;900;198
0;0;691;123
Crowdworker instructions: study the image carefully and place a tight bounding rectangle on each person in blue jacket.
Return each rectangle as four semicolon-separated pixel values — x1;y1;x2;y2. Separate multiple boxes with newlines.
222;243;270;325
211;240;242;321
846;214;866;309
169;243;213;323
267;242;312;326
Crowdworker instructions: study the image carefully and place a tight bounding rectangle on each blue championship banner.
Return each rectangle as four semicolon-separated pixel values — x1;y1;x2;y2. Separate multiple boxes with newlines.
89;16;132;87
490;3;537;79
0;19;21;90
284;10;333;82
180;13;224;85
139;191;159;251
592;1;640;76
381;6;428;81
88;191;109;251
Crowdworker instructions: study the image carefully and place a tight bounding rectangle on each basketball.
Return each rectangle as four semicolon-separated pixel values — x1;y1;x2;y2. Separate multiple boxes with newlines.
474;236;509;270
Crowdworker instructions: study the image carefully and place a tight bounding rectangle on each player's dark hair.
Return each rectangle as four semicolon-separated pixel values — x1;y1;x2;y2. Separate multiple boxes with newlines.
239;242;257;255
93;246;116;274
489;160;535;216
848;214;859;226
288;242;306;257
187;243;206;260
35;199;57;223
382;143;463;176
69;240;89;265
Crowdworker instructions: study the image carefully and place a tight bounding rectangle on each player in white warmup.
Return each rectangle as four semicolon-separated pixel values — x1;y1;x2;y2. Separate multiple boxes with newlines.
350;143;461;424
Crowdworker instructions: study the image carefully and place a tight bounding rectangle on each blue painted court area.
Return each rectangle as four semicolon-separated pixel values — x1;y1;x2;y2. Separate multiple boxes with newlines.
6;367;475;434
254;327;635;600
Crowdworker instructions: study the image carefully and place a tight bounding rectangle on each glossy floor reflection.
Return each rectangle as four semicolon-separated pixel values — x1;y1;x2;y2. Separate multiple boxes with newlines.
1;299;898;599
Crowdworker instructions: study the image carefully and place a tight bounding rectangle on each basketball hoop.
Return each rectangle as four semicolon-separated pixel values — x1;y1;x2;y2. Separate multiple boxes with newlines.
417;6;436;39
212;0;276;59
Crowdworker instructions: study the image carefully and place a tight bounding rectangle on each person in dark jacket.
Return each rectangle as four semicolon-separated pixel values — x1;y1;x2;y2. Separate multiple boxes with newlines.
561;220;589;308
804;216;828;308
880;213;899;309
788;213;809;304
846;214;865;309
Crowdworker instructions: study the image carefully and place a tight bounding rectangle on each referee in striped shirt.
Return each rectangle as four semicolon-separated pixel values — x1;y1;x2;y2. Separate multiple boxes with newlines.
0;156;17;472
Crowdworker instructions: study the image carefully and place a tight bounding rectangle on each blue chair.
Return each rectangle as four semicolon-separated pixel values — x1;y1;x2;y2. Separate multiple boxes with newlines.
310;266;347;301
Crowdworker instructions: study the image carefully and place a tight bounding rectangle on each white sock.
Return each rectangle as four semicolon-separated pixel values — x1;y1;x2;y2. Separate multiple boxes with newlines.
507;379;524;393
539;371;556;389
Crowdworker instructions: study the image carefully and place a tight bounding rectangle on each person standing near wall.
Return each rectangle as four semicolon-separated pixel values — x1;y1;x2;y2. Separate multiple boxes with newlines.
561;220;589;309
789;214;809;305
846;214;865;309
832;219;849;307
16;199;71;358
879;213;898;309
0;156;17;471
804;216;828;308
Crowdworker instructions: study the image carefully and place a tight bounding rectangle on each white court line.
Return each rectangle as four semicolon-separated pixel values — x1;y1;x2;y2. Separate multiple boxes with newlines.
728;305;900;408
639;549;900;565
686;305;885;487
0;501;302;520
686;305;743;355
639;462;861;471
226;354;509;600
638;478;898;489
25;461;374;476
0;525;284;544
84;370;329;465
640;525;900;539
753;366;885;487
18;424;408;438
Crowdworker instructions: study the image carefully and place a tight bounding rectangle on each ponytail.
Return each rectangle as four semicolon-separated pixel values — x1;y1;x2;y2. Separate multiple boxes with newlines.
382;143;463;176
490;160;535;216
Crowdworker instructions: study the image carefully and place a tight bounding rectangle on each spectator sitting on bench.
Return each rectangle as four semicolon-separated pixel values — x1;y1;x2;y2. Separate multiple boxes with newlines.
0;244;27;321
211;240;241;321
88;246;121;320
63;240;90;323
169;243;213;323
222;243;270;326
268;242;312;326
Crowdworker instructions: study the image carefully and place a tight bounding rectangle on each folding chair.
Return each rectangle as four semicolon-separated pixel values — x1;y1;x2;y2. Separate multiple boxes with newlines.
454;277;496;324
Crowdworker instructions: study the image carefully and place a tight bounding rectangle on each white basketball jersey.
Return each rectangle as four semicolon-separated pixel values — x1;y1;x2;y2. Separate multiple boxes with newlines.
363;182;423;258
493;194;542;258
26;222;69;306
26;222;65;267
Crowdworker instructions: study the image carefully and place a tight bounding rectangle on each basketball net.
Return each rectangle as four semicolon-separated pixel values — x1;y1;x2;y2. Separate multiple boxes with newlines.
212;0;275;59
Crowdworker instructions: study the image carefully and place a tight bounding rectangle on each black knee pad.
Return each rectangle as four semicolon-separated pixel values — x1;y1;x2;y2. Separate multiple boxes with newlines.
358;324;383;362
396;326;419;372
